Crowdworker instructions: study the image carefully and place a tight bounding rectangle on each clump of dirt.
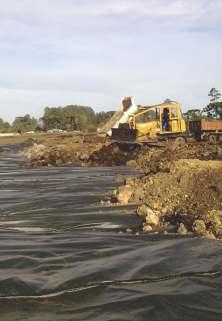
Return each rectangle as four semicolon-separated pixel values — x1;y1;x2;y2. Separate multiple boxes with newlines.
22;142;103;167
113;159;222;240
88;143;140;166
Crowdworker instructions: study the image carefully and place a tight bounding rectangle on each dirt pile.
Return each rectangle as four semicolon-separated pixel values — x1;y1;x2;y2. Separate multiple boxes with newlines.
23;137;222;169
21;135;222;240
22;141;103;167
22;140;138;167
88;141;222;169
113;159;222;239
21;133;110;167
88;143;140;166
135;142;222;174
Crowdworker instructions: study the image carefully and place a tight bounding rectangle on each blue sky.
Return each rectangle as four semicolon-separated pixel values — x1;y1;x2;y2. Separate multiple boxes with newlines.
0;0;222;122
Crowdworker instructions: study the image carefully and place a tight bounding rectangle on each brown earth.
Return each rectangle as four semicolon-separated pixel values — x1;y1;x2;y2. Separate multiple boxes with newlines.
89;141;222;170
113;146;222;240
135;142;222;174
20;135;222;240
21;133;106;167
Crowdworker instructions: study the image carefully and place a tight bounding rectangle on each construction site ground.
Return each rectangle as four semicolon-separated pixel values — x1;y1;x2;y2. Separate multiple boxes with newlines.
7;132;222;240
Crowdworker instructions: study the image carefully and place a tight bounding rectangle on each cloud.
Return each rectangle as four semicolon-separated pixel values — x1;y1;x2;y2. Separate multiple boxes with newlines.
0;0;221;121
1;1;222;23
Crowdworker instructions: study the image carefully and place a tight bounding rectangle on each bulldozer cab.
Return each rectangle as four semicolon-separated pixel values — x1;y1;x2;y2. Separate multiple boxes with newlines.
131;102;186;141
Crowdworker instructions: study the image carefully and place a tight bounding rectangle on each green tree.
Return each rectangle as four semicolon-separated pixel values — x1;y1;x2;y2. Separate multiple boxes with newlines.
208;88;221;102
12;114;38;133
202;88;222;120
42;105;97;131
0;118;11;133
183;109;201;121
95;111;115;126
203;102;222;120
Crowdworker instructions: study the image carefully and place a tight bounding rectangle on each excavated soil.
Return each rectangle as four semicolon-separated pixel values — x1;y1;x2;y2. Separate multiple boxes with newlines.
22;136;222;239
112;143;222;240
135;142;222;174
89;141;222;169
22;133;106;167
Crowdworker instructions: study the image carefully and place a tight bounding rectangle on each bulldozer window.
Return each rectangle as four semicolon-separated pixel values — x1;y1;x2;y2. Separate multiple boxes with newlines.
136;109;156;123
170;108;178;118
156;108;160;120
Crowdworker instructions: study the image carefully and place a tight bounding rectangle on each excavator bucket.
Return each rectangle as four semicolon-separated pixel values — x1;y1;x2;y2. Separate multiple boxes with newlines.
98;97;138;136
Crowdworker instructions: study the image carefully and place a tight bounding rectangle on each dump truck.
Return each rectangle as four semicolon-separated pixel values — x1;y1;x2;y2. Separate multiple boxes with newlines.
189;119;222;144
108;100;222;144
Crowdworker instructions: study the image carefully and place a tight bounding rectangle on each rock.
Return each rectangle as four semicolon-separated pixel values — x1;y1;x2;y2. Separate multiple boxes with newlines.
205;232;216;240
115;185;133;205
193;219;207;236
145;211;159;227
137;205;159;227
126;160;137;167
143;224;153;232
115;175;125;183
205;210;222;228
24;143;47;161
177;223;188;235
79;153;89;161
137;204;150;218
124;177;135;186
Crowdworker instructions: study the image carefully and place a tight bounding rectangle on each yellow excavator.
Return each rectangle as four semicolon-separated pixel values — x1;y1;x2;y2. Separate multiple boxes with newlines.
111;101;187;144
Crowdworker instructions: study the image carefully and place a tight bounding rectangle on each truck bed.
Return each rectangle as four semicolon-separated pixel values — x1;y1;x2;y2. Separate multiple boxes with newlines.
189;119;222;139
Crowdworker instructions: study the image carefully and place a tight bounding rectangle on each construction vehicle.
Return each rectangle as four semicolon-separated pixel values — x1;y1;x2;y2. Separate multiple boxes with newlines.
102;97;222;145
110;99;187;144
188;119;222;144
98;97;138;136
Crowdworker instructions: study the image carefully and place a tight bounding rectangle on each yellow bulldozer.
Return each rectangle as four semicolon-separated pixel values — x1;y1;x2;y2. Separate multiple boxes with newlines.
111;101;187;144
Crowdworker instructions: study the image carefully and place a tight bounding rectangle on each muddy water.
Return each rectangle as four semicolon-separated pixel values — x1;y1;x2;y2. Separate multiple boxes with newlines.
0;145;222;321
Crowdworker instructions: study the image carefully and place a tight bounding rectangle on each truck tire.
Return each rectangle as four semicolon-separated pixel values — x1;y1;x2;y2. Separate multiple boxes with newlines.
208;134;217;144
201;133;208;141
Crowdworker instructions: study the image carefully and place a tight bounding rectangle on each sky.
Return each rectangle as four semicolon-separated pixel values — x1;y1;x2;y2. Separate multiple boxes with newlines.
0;0;222;122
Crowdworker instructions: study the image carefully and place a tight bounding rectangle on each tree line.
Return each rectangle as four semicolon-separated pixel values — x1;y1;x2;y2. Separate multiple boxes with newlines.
183;87;222;121
0;106;115;133
0;88;221;133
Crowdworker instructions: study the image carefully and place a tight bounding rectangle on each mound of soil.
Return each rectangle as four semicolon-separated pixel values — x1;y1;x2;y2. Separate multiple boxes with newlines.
114;159;222;239
88;141;222;170
22;142;103;167
135;142;222;174
88;143;140;166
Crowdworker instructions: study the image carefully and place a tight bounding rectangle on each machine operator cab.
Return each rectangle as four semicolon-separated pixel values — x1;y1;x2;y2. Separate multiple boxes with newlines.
131;102;186;141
